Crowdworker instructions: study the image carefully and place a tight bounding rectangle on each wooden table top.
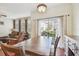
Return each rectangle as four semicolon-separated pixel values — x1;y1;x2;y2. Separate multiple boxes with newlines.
15;36;52;56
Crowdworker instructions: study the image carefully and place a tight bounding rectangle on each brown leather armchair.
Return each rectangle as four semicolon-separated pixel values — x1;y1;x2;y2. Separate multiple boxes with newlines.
9;31;19;38
7;32;25;45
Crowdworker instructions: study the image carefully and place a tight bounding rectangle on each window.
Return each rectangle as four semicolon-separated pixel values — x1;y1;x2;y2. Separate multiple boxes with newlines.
13;17;32;38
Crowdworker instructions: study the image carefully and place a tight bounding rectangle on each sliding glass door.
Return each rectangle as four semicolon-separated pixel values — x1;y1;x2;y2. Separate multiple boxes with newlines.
37;17;63;44
38;19;55;36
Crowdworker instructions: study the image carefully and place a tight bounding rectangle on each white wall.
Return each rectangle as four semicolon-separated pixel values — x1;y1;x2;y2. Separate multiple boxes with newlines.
72;4;79;36
0;17;13;36
31;4;73;38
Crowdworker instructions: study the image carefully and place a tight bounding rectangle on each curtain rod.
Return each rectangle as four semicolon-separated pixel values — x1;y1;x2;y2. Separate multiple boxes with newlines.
37;14;70;20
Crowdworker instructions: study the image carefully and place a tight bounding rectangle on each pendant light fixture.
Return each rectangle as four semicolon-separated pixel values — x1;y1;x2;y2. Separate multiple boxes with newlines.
37;4;47;13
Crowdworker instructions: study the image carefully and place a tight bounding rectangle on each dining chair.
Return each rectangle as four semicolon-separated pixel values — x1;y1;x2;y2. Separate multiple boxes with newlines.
0;42;25;56
53;36;61;56
68;47;75;56
17;32;25;42
50;36;61;56
23;32;30;40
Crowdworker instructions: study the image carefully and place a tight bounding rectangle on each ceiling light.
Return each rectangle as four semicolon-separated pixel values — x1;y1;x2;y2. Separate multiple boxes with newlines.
37;4;47;13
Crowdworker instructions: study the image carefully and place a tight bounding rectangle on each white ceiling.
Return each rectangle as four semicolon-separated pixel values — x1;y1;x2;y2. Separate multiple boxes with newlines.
0;3;60;19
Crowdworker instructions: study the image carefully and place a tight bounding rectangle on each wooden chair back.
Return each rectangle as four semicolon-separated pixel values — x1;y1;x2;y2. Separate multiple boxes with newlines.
17;32;25;42
1;43;24;56
53;36;61;56
16;32;22;40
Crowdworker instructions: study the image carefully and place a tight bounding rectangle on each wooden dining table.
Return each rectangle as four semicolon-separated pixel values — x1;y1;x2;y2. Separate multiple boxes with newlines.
15;36;53;56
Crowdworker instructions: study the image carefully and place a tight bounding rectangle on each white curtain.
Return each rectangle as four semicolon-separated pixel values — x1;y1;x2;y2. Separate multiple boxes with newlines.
57;15;68;48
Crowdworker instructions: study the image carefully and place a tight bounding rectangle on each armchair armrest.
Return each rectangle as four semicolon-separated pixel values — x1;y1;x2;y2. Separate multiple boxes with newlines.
7;38;18;45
